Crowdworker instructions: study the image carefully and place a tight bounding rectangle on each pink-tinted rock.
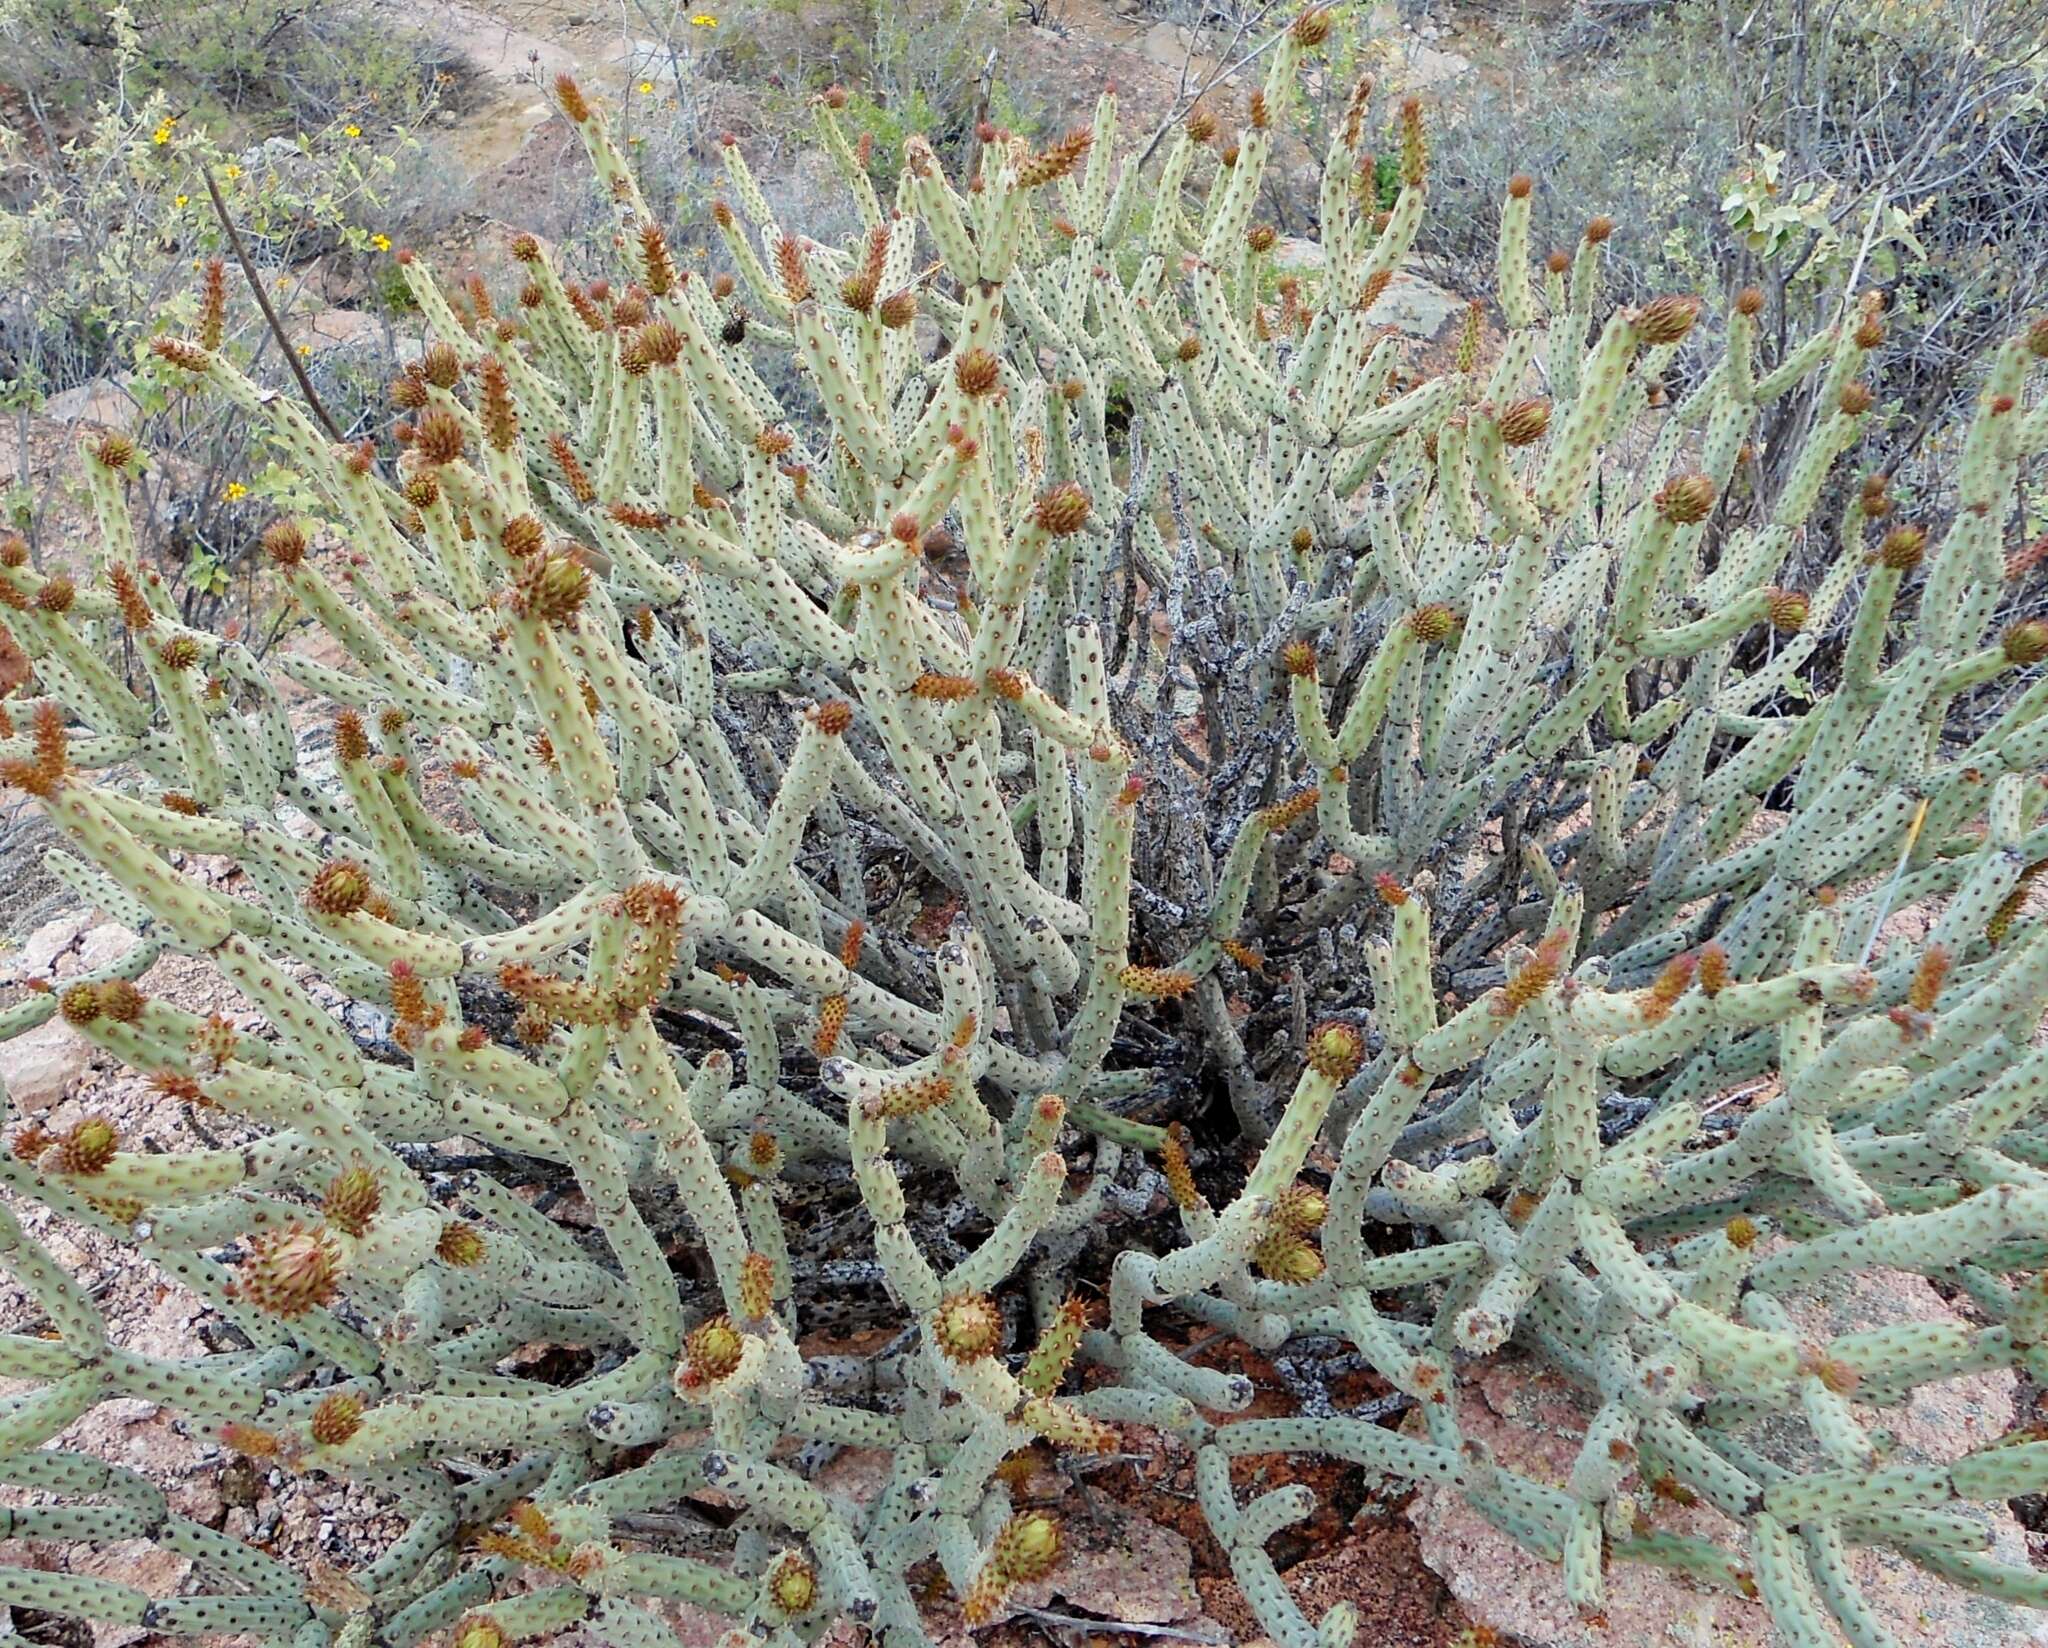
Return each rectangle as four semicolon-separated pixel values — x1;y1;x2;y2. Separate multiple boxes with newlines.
291;310;385;353
53;1397;184;1479
12;911;91;974
1783;1264;2015;1455
119;1279;208;1363
1024;1504;1200;1623
1;916;152;1111
813;1445;897;1509
13;913;138;978
71;1540;191;1648
0;1017;92;1112
627;1596;738;1648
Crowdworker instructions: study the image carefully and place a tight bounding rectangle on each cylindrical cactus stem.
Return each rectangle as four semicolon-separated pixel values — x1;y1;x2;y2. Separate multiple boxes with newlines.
905;136;982;286
501;611;618;814
11;607;153;741
793;302;901;482
1334;610;1436;761
1538;310;1638;517
1753;324;1839;403
1495;173;1536;331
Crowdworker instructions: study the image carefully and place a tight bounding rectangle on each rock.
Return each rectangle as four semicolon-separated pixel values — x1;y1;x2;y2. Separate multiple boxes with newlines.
292;310;385;354
1201;1515;1459;1647
906;1497;1207;1645
1363;269;1466;339
1;915;144;1112
8;911;145;984
80;927;137;974
623;39;680;91
1783;1264;2016;1460
1142;21;1198;70
42;378;137;428
71;1541;190;1648
1011;1502;1201;1626
121;1275;208;1363
15;911;92;974
0;1017;90;1112
1355;7;1471;89
1272;236;1324;274
60;919;139;978
1410;1336;2047;1648
1399;43;1473;88
169;1468;227;1531
814;1445;897;1509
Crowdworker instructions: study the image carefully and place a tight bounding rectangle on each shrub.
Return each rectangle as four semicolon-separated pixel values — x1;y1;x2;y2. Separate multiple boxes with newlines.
4;1;450;129
2;14;2047;1644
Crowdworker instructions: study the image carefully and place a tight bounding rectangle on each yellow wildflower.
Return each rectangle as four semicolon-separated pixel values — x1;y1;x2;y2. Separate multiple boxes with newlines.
371;233;392;253
223;164;242;181
690;13;718;25
152;121;174;146
173;194;190;209
223;481;248;503
296;343;312;356
638;81;655;94
343;124;361;139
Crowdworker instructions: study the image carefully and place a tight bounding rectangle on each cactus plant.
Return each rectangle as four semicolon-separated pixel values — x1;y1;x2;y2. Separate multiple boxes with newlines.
3;16;2048;1645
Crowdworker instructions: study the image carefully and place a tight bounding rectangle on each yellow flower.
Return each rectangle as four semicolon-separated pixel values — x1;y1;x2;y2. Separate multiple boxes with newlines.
343;124;361;139
690;13;718;25
223;164;242;181
223;481;248;502
296;343;312;356
638;80;655;94
152;120;175;145
371;233;392;253
173;194;190;209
